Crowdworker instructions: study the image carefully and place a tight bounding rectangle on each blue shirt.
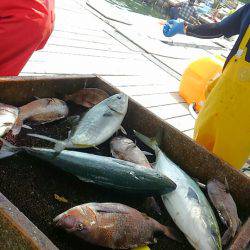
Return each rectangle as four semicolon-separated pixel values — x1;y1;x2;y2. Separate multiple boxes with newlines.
219;3;250;66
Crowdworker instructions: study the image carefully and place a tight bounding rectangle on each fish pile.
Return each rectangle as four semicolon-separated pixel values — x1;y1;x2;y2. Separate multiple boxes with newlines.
0;87;244;250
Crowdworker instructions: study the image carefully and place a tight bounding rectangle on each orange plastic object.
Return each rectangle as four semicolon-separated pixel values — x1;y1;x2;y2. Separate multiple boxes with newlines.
179;55;225;111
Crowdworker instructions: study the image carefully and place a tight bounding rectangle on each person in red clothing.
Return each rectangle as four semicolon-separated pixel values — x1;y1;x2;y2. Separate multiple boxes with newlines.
0;0;55;76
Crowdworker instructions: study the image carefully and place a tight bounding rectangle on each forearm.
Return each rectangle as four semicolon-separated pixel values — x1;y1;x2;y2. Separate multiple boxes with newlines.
186;23;223;39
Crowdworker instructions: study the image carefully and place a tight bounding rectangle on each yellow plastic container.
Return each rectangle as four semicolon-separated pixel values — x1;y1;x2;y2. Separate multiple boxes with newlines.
179;55;225;111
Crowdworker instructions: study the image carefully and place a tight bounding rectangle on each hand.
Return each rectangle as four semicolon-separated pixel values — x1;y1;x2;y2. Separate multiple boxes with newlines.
163;19;185;37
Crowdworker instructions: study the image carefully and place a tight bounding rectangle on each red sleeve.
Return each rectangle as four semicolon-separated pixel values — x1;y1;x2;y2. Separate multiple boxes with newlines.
0;0;54;76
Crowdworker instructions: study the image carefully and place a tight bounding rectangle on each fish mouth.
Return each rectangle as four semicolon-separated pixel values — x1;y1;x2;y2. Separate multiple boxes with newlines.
54;213;78;232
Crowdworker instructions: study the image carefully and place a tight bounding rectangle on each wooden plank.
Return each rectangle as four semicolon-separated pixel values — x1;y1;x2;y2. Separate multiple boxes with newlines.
52;31;119;46
119;84;179;96
132;93;184;108
154;56;191;75
111;25;216;59
166;115;195;131
183;129;194;138
149;103;189;119
24;52;168;76
39;45;143;61
104;29;143;52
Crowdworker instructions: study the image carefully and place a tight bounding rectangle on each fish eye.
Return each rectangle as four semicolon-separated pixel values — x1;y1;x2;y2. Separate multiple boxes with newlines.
76;223;85;231
117;95;121;99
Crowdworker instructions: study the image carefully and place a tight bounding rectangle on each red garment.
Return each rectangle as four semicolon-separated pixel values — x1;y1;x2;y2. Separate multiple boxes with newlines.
0;0;55;76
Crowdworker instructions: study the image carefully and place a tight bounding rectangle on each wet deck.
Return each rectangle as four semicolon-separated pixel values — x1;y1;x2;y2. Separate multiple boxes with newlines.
21;0;231;138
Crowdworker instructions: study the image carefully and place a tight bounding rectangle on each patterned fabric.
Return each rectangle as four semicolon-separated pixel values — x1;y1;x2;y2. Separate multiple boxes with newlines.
178;3;198;23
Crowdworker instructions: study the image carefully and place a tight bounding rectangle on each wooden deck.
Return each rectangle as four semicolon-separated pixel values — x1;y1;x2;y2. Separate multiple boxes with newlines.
21;0;232;138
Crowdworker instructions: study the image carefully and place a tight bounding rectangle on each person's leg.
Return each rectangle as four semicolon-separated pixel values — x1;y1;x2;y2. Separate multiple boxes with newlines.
169;7;179;19
0;0;54;76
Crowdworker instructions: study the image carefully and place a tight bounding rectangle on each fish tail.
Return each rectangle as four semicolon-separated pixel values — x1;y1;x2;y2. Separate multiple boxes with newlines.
133;130;159;152
27;133;63;145
54;141;67;153
162;225;181;242
0;138;21;159
27;133;66;154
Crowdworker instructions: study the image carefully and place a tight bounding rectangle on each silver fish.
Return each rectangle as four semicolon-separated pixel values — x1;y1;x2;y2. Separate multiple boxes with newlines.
134;131;222;250
28;94;128;152
0;103;19;137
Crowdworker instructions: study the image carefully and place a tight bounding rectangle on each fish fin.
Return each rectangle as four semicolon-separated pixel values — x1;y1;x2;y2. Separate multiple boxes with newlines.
47;98;56;105
193;178;206;189
142;151;154;156
103;110;113;117
144;197;162;216
131;246;150;250
187;187;200;203
120;126;127;135
11;118;23;136
27;133;60;143
224;177;230;193
91;203;129;215
76;175;90;182
160;226;181;242
107;105;124;115
133;130;158;152
22;124;32;130
74;143;94;149
150;162;156;169
0;138;20;159
27;133;66;153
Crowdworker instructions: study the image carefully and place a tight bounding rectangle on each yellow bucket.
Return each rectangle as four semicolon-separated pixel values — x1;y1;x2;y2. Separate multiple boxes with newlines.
179;55;225;111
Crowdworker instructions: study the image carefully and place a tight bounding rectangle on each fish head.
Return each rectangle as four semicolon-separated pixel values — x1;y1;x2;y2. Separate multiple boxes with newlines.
105;94;128;115
110;136;133;151
53;205;97;234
